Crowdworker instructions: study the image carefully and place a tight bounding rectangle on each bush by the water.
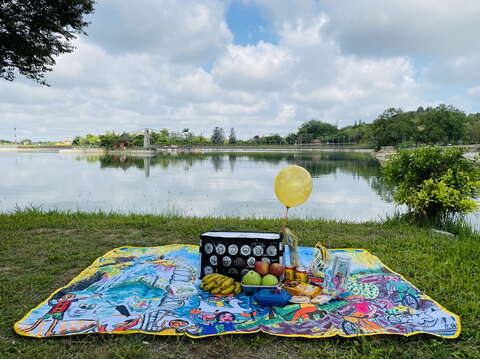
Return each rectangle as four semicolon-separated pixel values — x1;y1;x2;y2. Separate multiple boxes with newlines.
382;146;480;220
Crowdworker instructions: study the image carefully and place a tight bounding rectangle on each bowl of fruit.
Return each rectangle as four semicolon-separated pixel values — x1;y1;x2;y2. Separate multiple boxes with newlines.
241;261;284;295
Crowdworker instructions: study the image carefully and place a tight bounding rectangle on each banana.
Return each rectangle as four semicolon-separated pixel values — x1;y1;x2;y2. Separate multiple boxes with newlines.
203;274;222;285
210;286;222;294
201;274;237;293
202;273;216;281
215;276;229;286
221;284;235;295
204;281;219;291
234;282;241;295
220;278;234;289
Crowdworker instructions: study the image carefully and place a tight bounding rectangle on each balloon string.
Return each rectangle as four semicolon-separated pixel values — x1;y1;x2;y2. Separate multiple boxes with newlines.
282;207;289;234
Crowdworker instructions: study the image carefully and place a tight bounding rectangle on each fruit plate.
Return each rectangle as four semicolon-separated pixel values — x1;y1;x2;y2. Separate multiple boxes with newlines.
241;275;284;295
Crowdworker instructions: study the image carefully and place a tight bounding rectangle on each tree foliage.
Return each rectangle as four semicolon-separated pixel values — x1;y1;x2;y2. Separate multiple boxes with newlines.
412;105;467;144
297;120;338;143
372;108;415;147
464;114;480;143
228;128;237;144
73;133;99;146
382;147;480;219
98;132;119;149
285;133;297;145
211;127;225;144
0;0;95;85
372;105;468;147
250;134;285;145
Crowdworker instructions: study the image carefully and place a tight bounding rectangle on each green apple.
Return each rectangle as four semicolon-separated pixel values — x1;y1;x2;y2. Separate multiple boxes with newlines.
242;270;261;285
262;274;279;286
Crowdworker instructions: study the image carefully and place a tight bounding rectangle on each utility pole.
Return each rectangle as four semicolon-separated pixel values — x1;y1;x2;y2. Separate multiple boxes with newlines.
14;127;17;144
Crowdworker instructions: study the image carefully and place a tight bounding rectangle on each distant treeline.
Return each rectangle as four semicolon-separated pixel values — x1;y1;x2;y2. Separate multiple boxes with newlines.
70;104;480;148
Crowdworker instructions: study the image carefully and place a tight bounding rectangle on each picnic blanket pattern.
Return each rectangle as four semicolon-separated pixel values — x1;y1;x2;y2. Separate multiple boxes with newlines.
15;244;460;338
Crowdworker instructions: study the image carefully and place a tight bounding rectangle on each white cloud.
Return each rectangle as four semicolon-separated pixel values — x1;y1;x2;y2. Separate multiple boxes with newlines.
1;0;479;141
319;0;480;57
212;42;298;91
87;0;232;64
280;14;329;48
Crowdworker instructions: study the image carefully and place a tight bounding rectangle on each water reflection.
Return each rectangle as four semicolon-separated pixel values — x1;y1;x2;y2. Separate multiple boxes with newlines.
1;151;399;221
88;151;383;179
84;152;395;203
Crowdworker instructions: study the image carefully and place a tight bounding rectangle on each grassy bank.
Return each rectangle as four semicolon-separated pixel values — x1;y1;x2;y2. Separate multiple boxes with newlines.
0;211;479;359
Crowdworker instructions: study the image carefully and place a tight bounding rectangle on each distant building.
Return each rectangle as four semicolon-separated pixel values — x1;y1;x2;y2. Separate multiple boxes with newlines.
115;133;134;150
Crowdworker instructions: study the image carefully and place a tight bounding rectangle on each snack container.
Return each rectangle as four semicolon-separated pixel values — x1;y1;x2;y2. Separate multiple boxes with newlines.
284;266;295;281
329;253;352;289
309;276;324;287
310;294;333;305
254;289;291;307
168;283;197;297
295;267;308;282
289;296;310;304
282;282;321;298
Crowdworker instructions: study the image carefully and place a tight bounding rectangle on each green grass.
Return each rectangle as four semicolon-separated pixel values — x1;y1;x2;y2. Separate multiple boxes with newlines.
1;210;479;359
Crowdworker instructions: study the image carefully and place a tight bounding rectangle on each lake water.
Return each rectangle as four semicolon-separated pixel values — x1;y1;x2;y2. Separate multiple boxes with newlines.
1;150;478;226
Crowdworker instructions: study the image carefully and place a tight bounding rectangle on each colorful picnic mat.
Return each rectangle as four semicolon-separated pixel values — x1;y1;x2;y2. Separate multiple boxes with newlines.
15;244;460;338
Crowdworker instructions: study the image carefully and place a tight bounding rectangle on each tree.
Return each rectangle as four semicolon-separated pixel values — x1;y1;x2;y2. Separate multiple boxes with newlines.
99;132;119;149
133;134;144;147
211;127;225;144
285;132;297;145
413;105;466;145
464;114;480;143
297;119;338;143
264;133;285;145
1;0;95;85
84;133;99;146
382;147;480;221
181;128;193;143
151;128;170;145
371;108;414;147
340;123;374;145
228;128;237;144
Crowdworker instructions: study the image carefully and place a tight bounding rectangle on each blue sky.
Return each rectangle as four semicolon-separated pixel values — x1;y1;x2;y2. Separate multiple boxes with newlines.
226;1;278;45
1;0;479;141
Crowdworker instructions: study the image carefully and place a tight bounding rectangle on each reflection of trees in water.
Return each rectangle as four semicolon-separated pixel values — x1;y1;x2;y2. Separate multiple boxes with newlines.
229;154;237;172
210;154;224;172
368;176;395;203
84;152;383;178
76;152;395;200
98;155;146;170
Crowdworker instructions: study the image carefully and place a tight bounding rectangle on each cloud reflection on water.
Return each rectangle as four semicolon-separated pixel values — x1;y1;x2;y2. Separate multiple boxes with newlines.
1;151;407;223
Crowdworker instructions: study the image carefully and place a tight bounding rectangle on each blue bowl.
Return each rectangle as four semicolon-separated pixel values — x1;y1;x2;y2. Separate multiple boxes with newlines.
241;283;278;295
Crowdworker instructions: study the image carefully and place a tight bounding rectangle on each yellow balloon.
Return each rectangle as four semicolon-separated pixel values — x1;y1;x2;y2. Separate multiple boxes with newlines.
274;165;313;208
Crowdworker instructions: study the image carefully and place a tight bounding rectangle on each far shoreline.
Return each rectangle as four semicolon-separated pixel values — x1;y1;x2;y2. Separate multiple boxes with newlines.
1;144;479;163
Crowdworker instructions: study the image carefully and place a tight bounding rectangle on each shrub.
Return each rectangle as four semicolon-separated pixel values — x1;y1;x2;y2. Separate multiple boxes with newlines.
382;146;480;220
